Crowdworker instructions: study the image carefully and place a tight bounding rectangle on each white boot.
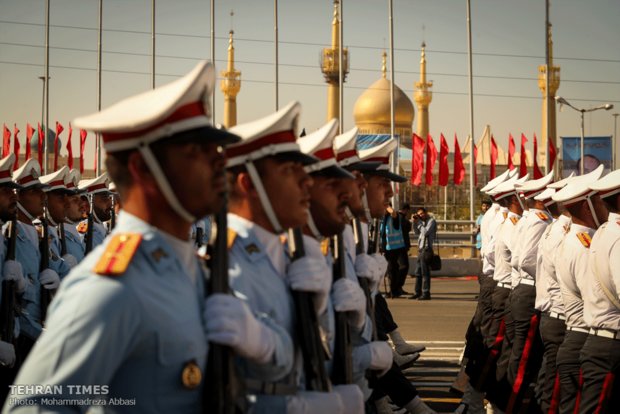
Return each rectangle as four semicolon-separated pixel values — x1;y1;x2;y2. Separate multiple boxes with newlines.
405;396;437;414
389;329;426;355
485;402;504;414
374;396;393;414
459;383;485;414
393;349;420;370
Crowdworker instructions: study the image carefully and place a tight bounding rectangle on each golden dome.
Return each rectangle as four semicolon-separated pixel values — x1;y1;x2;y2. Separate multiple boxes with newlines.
353;53;414;132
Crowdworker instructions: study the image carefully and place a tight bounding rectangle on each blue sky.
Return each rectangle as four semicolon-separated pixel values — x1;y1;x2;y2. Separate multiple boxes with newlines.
1;0;619;167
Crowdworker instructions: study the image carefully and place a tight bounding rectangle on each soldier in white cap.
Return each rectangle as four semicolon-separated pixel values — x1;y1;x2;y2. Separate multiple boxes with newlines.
532;174;574;413
38;166;79;279
77;173;112;253
0;154;24;402
224;102;362;413
552;165;605;413
62;169;86;263
3;61;264;413
578;168;620;413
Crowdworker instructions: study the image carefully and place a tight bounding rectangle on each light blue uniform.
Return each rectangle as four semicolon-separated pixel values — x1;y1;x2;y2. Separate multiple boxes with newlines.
63;222;85;263
79;218;108;252
4;212;208;413
227;213;297;413
13;221;42;341
46;225;73;279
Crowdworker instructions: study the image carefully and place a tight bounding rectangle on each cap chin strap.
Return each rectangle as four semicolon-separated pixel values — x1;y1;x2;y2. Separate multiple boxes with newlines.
307;211;324;241
17;203;35;222
585;191;600;228
245;161;283;234
138;145;196;224
361;191;372;222
515;193;525;211
344;207;354;221
46;209;57;227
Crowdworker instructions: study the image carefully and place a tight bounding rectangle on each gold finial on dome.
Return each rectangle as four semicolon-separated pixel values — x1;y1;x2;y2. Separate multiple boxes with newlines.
220;10;241;128
381;51;387;79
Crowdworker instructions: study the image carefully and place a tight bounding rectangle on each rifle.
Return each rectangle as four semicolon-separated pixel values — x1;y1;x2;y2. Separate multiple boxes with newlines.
39;211;53;323
58;220;67;256
0;217;17;343
288;228;331;392
330;232;353;385
353;218;378;341
204;203;245;414
84;195;94;254
367;218;381;255
195;226;204;249
110;196;116;231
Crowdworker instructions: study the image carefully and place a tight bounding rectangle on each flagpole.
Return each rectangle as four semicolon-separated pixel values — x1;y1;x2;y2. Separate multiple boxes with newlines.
43;0;50;175
466;0;474;225
544;0;551;175
274;0;279;110
151;0;156;89
388;0;398;209
338;0;343;133
443;186;447;220
211;0;216;123
96;0;102;175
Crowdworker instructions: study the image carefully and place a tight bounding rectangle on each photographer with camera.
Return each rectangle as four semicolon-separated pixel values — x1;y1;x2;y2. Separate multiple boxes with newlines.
409;207;437;301
380;202;412;298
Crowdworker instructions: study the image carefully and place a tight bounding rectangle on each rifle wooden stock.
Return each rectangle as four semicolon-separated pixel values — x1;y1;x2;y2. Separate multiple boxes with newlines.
0;218;17;342
204;206;244;414
330;232;353;385
288;228;331;392
39;215;53;323
353;219;378;341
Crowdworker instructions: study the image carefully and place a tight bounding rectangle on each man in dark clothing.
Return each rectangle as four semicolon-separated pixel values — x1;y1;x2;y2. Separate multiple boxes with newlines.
380;202;412;298
410;207;437;300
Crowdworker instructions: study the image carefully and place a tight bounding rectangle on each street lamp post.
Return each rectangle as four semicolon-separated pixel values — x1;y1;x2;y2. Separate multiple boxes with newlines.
555;96;614;175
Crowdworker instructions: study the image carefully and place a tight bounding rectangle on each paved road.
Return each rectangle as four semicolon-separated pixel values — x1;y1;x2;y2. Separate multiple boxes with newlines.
383;277;479;413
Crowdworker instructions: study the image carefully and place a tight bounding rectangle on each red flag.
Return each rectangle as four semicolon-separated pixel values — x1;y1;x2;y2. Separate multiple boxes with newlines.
508;133;516;170
54;122;64;171
411;133;425;185
425;134;437;186
66;124;74;169
519;133;529;178
37;123;44;169
25;123;34;161
13;124;20;170
453;134;465;185
79;129;88;174
473;144;478;186
438;134;449;186
548;136;557;172
2;124;11;158
532;133;543;179
490;135;498;179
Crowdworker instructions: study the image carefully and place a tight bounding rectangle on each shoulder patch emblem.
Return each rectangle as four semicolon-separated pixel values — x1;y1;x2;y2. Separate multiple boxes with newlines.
227;228;237;250
576;232;592;249
510;216;520;225
94;233;142;276
77;221;88;234
536;212;549;221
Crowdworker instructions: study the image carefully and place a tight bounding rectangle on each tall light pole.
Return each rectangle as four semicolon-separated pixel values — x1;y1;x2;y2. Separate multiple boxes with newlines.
613;113;619;170
555;96;613;174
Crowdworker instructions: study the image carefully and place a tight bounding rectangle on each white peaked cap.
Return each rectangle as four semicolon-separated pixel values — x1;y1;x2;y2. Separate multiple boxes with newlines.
299;119;354;178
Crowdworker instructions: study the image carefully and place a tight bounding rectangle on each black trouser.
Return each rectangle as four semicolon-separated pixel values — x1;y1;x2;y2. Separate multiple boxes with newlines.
556;330;588;414
414;249;431;298
369;362;418;408
0;335;36;406
578;334;620;414
505;284;543;413
374;293;398;341
465;276;496;386
537;314;566;413
385;248;409;295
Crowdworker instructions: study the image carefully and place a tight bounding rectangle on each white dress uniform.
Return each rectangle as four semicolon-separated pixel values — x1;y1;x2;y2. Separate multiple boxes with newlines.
578;170;620;413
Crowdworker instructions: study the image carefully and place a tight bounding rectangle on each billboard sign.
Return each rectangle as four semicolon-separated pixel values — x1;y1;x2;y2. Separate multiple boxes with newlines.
560;136;612;177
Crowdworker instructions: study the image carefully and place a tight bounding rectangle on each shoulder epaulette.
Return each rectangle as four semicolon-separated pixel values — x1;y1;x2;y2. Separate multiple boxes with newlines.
77;221;88;234
94;233;142;276
576;232;592;249
536;212;550;221
227;228;237;250
510;216;520;225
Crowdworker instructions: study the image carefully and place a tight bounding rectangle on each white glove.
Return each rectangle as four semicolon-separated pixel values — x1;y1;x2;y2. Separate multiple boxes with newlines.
332;278;366;331
354;253;382;291
0;341;16;368
3;260;26;293
287;390;343;414
371;253;388;290
205;294;276;364
286;256;331;314
366;341;393;377
39;269;60;290
62;254;78;268
333;384;364;414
